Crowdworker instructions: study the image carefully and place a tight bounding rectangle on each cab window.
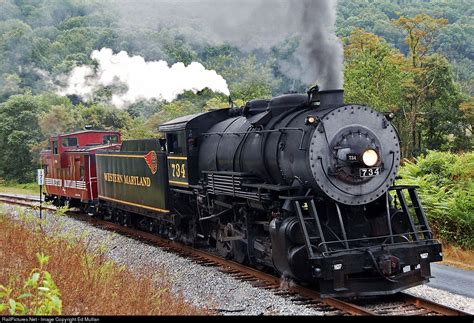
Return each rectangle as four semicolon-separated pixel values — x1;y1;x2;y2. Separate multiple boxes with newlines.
62;137;78;147
166;133;185;154
103;135;119;144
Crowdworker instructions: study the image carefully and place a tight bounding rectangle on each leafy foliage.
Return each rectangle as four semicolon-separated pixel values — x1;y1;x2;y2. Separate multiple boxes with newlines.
344;28;407;112
337;0;474;96
344;25;471;157
0;252;62;315
0;93;44;182
398;151;474;248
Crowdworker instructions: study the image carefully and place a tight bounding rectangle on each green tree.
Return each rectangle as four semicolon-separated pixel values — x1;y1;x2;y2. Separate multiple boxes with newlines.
151;100;201;126
0;93;44;182
419;55;469;151
393;14;448;68
38;105;83;137
121;118;158;140
337;0;473;97
343;28;407;112
77;103;132;130
202;46;277;102
393;14;450;156
0;19;33;74
126;100;162;119
0;73;22;100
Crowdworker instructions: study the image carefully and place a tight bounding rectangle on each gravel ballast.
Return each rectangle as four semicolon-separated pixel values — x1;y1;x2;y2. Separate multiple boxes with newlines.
1;204;473;315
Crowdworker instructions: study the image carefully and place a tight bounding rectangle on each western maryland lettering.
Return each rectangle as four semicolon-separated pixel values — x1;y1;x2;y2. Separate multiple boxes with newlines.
103;173;123;183
103;173;151;187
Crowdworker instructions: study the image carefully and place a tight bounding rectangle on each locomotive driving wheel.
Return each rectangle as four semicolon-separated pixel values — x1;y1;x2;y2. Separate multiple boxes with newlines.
216;223;248;263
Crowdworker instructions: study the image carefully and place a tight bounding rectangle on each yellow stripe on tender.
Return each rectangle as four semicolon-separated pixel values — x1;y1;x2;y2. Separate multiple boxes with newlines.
168;156;188;161
169;180;189;186
98;195;170;213
96;154;144;158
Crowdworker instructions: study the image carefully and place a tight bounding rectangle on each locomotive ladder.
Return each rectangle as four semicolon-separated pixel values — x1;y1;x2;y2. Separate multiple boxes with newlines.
391;185;433;241
293;198;328;259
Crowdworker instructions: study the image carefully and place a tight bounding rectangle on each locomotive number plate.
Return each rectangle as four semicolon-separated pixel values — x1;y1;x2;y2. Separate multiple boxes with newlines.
359;167;381;177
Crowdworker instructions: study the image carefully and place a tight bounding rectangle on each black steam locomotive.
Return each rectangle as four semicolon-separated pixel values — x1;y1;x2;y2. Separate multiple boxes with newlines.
42;87;442;297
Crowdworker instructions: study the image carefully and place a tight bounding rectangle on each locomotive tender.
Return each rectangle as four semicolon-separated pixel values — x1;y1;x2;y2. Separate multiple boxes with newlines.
41;88;442;297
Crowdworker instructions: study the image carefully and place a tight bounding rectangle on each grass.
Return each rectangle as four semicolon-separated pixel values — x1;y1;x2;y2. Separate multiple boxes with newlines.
0;181;38;196
441;245;474;271
0;210;211;315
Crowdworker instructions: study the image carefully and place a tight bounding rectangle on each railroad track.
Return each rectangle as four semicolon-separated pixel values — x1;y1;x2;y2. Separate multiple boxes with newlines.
0;194;52;210
0;193;469;316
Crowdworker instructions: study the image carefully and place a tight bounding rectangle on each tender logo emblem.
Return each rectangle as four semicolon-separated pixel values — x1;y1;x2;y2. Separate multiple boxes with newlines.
144;151;158;174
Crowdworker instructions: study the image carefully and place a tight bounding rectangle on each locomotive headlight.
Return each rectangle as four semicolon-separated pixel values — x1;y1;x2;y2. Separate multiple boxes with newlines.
305;115;318;125
362;149;379;167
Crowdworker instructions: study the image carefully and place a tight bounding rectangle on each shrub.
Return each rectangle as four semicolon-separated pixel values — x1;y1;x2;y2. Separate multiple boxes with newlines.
398;151;474;249
0;252;62;315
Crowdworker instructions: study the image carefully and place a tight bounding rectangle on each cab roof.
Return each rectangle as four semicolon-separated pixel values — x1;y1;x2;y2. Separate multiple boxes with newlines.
158;109;231;133
54;130;120;137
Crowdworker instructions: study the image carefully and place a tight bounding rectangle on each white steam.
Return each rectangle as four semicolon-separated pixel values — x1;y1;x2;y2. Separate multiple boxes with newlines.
60;48;230;107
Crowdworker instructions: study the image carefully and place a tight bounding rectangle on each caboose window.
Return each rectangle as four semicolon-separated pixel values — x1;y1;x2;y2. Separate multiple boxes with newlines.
62;137;78;147
103;135;119;144
52;140;58;154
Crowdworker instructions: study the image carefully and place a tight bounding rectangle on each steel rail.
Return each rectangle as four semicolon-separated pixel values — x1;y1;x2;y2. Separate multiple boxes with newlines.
401;293;469;316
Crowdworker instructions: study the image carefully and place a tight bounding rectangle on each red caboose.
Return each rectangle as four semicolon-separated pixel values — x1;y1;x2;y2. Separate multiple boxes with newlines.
40;130;122;209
